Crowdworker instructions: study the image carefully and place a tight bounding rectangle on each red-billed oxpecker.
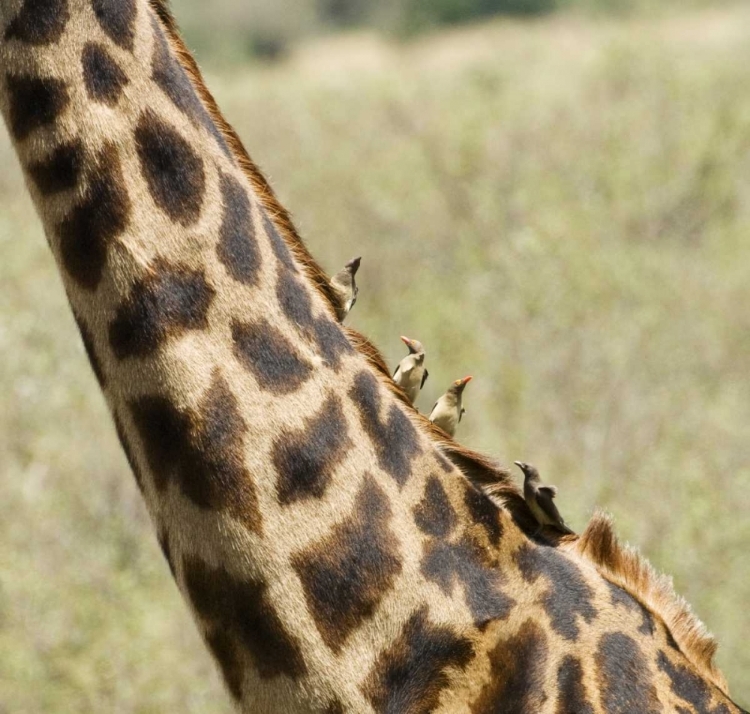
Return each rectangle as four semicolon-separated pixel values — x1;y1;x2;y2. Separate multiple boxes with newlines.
393;336;429;404
514;461;575;536
330;256;361;322
429;376;472;438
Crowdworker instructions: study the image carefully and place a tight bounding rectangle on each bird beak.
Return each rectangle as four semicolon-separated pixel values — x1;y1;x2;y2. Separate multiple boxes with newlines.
400;335;415;352
346;257;362;275
514;461;525;471
455;375;473;391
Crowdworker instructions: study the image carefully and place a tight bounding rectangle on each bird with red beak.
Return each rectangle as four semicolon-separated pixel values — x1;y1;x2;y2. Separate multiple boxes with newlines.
393;336;429;404
429;376;472;437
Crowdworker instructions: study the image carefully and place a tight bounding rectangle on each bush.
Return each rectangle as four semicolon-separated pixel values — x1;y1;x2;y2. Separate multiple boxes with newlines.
408;0;557;24
318;0;373;26
319;0;561;37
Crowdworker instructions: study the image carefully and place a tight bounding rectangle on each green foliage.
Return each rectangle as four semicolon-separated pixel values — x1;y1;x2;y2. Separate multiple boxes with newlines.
318;0;373;26
398;0;559;33
172;0;730;59
2;4;750;710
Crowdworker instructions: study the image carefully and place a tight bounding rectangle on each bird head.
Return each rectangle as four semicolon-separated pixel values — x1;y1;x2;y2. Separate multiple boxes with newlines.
452;375;473;394
514;461;539;481
345;256;362;276
400;336;425;356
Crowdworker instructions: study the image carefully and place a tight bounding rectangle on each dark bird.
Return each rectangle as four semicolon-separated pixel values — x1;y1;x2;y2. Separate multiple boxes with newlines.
429;376;472;437
514;461;575;536
330;256;361;322
393;336;428;404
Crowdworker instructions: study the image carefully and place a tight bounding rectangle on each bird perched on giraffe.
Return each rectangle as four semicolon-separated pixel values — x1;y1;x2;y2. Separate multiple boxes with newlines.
393;336;429;404
515;461;575;536
329;256;361;322
429;376;472;437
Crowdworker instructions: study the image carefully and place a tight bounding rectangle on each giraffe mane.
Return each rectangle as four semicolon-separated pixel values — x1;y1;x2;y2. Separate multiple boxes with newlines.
148;0;344;315
150;0;727;694
566;511;728;693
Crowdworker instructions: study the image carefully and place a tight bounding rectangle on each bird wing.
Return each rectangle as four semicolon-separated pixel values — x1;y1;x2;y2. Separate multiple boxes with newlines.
538;485;558;499
393;364;401;379
536;488;566;528
459;407;466;423
429;402;438;420
421;369;429;390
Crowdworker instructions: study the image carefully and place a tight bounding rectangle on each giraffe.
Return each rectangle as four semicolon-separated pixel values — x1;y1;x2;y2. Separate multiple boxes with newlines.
0;0;746;711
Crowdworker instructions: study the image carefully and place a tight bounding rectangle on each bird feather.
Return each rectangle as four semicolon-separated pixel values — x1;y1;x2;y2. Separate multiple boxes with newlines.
539;485;558;499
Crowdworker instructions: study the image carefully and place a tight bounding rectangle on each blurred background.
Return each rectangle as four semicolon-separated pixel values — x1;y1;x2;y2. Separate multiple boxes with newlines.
1;0;750;710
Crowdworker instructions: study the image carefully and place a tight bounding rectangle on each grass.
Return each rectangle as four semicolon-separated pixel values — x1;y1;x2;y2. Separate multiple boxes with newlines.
2;4;750;709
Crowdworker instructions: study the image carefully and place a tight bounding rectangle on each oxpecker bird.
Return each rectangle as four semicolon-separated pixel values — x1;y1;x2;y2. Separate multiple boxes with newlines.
393;336;429;404
330;256;361;322
429;376;472;438
514;461;575;536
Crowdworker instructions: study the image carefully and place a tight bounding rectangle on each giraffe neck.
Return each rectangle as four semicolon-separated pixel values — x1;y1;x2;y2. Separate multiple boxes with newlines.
0;1;746;712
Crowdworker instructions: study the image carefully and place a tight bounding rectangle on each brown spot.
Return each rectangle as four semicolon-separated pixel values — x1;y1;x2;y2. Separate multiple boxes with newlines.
58;143;130;291
183;555;307;681
205;629;244;701
73;312;106;387
276;269;353;371
657;650;731;714
5;0;69;45
513;543;597;640
463;481;503;546
150;15;230;156
157;530;176;579
557;656;594;714
596;633;661;713
364;606;474;714
310;315;355;371
606;580;655;636
28;139;83;196
135;110;205;226
273;395;352;505
413;476;458;538
6;74;69;141
113;413;145;493
471;620;549;714
217;172;261;286
436;453;453;472
109;261;215;359
232;318;313;394
293;476;402;653
421;536;515;628
92;0;137;51
262;210;296;271
348;371;421;487
81;42;129;106
129;373;262;533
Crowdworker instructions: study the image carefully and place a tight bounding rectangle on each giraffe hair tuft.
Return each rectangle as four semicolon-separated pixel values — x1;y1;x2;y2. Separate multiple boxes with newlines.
566;510;727;693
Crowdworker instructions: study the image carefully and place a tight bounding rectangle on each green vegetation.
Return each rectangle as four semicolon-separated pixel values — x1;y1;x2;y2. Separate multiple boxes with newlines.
2;4;750;710
175;0;733;61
